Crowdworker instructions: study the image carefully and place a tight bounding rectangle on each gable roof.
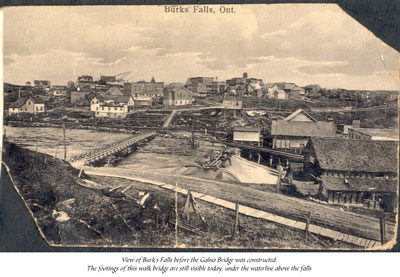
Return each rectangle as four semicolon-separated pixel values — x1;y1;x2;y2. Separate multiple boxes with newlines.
291;86;305;91
234;126;261;132
102;94;132;104
248;83;262;90
52;85;68;90
349;127;399;141
274;82;296;90
321;176;397;192
263;83;275;88
271;121;336;137
164;86;191;94
308;137;398;173
106;86;124;96
275;89;286;94
283;109;316;122
9;96;44;108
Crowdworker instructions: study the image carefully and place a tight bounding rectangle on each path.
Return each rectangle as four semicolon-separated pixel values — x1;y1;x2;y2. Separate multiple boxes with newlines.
83;168;389;248
162;110;177;128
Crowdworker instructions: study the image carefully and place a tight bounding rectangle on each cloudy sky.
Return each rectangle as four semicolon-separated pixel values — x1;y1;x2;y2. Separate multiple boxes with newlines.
3;4;400;90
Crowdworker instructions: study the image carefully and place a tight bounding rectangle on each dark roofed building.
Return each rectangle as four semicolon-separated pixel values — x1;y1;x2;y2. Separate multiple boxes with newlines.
320;176;397;193
271;118;336;152
304;138;398;174
8;96;45;114
303;138;398;212
34;80;51;89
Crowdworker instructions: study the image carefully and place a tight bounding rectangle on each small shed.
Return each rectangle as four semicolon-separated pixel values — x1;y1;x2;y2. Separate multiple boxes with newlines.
233;126;262;146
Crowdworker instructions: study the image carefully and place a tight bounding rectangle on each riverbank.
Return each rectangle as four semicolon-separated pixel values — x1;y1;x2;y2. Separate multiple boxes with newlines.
2;141;355;249
81;166;395;243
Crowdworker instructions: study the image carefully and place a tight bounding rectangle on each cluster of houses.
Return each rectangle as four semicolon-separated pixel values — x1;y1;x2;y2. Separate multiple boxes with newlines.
232;109;398;212
6;72;319;119
4;76;398;213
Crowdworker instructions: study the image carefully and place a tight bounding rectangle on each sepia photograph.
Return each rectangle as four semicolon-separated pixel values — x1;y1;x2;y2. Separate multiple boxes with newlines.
1;3;399;251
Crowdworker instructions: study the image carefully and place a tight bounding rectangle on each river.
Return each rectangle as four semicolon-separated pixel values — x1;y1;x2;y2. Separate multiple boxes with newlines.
4;126;224;173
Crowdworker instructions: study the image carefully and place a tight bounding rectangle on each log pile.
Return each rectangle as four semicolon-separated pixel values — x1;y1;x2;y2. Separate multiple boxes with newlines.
197;147;231;170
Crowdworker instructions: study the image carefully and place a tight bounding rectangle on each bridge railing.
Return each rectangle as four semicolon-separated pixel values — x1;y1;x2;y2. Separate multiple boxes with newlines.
69;132;156;162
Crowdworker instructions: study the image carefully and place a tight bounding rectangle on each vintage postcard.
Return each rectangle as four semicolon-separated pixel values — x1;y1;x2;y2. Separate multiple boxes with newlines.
1;4;399;251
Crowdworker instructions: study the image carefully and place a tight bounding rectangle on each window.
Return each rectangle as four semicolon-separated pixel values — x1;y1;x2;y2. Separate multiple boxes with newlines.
96;107;98;111
36;107;38;111
120;107;123;111
102;107;104;110
28;101;31;105
114;107;117;111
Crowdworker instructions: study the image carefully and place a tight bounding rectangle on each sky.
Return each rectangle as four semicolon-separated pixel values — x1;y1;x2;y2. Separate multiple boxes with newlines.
3;4;400;90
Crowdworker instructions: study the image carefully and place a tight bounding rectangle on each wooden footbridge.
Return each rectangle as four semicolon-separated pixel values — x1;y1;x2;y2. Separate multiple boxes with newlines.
224;141;305;162
69;132;157;165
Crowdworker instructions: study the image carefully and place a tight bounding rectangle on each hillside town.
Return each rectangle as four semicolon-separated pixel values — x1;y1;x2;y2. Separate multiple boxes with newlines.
3;71;399;249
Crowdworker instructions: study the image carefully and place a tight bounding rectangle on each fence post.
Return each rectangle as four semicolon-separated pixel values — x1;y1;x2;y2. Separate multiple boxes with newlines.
231;202;239;239
276;165;282;193
183;191;192;221
305;212;311;240
380;214;386;245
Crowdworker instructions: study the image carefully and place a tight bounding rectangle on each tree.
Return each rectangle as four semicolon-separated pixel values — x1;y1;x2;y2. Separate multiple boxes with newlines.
243;72;248;79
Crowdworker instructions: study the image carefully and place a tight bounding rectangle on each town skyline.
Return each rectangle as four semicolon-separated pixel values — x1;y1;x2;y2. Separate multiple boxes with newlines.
4;4;400;90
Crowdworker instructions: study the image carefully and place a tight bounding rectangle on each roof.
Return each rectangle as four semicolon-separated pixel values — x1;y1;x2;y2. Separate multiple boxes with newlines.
9;96;45;108
274;82;296;90
106;86;124;96
263;83;275;88
52;85;67;90
283;109;316;122
134;97;152;101
271;121;336;137
234;126;261;132
291;86;305;91
308;137;398;173
164;86;191;93
321;176;397;192
248;83;262;90
349;127;399;141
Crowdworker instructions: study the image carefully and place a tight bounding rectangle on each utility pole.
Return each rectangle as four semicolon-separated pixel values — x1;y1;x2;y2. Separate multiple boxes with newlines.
62;122;67;160
355;91;358;109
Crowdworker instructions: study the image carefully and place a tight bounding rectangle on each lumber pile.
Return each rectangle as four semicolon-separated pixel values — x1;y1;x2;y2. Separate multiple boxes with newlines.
197;147;231;170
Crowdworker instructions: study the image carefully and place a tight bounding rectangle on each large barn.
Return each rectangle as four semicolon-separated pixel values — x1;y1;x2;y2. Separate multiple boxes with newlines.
303;137;398;212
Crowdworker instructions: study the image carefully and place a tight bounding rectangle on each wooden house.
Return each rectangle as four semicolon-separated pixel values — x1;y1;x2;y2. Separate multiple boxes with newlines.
90;95;134;118
163;86;192;106
303;137;398;212
233;127;262;146
271;109;336;152
51;85;68;97
8;96;45;114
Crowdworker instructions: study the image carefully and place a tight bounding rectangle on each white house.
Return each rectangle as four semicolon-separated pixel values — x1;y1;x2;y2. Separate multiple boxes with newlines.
8;96;45;115
90;96;135;118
